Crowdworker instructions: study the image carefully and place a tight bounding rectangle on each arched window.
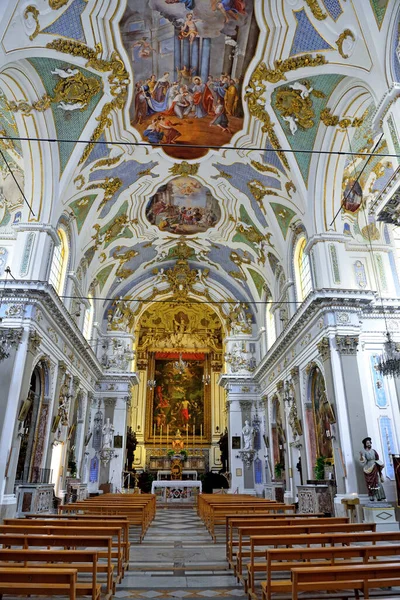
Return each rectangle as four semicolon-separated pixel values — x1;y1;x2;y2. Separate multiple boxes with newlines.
49;228;69;295
83;294;94;341
294;236;312;302
266;297;276;348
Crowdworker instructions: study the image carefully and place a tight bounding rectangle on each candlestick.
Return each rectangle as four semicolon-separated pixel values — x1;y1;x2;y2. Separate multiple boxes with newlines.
153;423;156;448
200;424;203;447
193;421;195;454
167;425;169;449
160;425;163;454
186;423;189;449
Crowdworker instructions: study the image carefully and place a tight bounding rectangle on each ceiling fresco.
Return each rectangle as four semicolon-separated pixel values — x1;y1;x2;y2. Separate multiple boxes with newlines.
146;177;221;235
0;0;398;330
120;0;259;159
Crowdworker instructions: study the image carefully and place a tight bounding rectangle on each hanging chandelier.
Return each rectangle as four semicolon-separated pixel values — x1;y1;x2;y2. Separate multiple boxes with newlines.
376;332;400;378
174;353;187;375
202;372;211;385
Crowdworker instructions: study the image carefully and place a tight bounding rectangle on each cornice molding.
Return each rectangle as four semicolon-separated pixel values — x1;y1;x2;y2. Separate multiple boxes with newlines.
252;289;376;381
0;281;101;376
13;223;60;245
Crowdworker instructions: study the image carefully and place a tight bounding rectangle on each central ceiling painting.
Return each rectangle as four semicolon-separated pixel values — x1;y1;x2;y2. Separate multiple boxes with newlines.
121;0;259;158
146;176;221;234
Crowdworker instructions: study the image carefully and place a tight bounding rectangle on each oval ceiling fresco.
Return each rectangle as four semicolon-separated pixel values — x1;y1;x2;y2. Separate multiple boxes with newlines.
145;176;221;234
121;0;259;159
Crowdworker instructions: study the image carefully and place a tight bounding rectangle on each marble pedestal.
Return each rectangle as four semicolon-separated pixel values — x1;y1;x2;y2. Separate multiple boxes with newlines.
298;484;333;515
264;482;285;503
16;484;54;516
363;503;399;531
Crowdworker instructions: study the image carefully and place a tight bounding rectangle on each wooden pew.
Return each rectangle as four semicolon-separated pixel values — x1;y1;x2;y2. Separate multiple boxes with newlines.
0;524;124;584
5;518;130;569
0;534;114;598
206;503;295;542
59;494;156;541
260;545;400;600
0;549;100;600
235;522;376;584
291;563;400;600
227;516;348;565
225;512;324;559
244;530;400;599
0;567;77;600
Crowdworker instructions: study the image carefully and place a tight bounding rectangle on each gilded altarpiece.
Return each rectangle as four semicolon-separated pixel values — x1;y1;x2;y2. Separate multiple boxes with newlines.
134;302;223;455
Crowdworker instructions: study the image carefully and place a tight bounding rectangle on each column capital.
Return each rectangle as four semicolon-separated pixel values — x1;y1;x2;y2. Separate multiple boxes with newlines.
28;329;42;354
104;397;117;408
336;335;359;355
277;380;284;392
290;366;299;382
0;327;23;362
239;400;252;418
317;337;331;361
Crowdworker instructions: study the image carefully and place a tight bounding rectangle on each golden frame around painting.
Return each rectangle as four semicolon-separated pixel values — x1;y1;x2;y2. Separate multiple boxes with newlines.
145;351;211;446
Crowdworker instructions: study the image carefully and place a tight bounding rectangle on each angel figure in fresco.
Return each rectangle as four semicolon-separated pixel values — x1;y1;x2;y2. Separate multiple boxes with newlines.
132;38;156;61
178;13;200;43
210;0;246;22
166;0;195;9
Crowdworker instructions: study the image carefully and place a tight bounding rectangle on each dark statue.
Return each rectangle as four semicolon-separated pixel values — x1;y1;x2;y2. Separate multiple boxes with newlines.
126;426;137;471
218;427;229;473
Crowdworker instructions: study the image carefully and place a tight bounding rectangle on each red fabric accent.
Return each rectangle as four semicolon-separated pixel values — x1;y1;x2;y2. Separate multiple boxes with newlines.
203;85;215;114
155;351;205;360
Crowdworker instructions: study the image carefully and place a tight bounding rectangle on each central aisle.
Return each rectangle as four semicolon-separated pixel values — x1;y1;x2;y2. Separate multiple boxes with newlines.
116;508;247;599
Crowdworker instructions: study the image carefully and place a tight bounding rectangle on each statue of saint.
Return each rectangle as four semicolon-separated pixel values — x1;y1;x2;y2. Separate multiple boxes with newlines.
218;428;229;472
242;420;254;450
102;418;115;450
359;437;386;501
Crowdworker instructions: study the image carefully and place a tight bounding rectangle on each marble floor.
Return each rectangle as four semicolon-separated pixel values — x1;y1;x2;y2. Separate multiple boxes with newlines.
118;507;246;600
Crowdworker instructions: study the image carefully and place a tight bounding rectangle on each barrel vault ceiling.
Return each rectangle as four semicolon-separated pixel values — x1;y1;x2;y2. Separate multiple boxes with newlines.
0;0;398;330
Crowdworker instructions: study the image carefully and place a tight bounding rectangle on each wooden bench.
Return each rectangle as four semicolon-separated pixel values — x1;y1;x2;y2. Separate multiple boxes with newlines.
60;494;156;542
235;522;376;583
5;517;130;569
0;534;114;598
243;530;400;599
260;544;400;600
0;567;77;600
227;516;348;565
291;563;400;600
0;523;124;583
206;503;295;542
0;549;100;600
225;512;324;560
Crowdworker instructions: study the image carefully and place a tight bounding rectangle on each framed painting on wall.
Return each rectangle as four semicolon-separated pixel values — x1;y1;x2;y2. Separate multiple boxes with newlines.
146;351;210;444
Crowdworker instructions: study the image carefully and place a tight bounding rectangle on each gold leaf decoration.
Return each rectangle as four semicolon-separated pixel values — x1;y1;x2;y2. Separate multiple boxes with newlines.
335;29;355;59
250;160;279;176
304;0;327;20
45;39;130;163
86;176;122;209
320;107;365;129
285;181;296;198
248;180;279;213
90;154;122;172
24;6;40;40
49;0;69;8
245;56;327;169
6;94;52;115
74;175;85;190
168;161;199;176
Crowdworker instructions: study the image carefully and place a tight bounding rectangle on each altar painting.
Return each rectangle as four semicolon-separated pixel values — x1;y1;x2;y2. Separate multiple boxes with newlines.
146;176;221;234
149;352;207;438
311;368;334;460
120;0;259;159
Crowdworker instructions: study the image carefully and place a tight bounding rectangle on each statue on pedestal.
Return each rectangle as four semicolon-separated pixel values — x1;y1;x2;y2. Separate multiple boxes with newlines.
242;420;254;450
102;418;115;450
359;437;386;501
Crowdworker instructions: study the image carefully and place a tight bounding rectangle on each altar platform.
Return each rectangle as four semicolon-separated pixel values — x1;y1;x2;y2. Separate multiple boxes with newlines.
151;480;202;504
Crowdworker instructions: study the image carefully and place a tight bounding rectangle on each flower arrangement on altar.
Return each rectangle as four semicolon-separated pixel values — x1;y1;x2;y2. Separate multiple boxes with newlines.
167;448;188;460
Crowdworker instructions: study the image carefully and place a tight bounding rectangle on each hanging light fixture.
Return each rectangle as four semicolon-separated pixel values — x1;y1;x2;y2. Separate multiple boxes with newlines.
202;371;211;385
376;331;400;378
173;352;187;375
147;379;157;389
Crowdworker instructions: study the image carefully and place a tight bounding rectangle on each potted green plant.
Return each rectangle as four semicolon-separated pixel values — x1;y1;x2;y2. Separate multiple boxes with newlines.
167;449;175;458
274;461;284;480
314;456;326;480
180;449;188;460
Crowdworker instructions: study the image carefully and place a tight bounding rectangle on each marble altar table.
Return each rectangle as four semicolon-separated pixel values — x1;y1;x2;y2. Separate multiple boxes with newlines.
151;480;202;503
